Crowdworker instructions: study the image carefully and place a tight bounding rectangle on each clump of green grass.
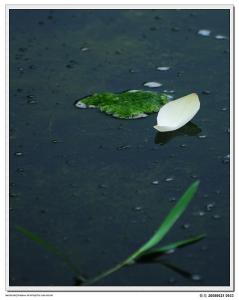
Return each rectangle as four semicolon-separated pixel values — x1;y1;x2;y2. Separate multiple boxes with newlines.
16;180;205;285
75;90;168;119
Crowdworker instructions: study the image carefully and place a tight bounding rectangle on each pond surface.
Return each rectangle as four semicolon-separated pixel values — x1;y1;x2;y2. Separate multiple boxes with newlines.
9;8;230;287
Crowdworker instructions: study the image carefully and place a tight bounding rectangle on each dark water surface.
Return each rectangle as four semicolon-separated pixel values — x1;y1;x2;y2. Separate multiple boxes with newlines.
9;9;230;287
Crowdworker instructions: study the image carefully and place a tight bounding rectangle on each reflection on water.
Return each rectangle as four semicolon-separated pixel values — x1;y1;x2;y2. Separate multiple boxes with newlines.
154;122;201;145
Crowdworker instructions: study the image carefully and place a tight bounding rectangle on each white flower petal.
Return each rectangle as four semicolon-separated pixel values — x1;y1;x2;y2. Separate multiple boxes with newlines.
154;93;200;132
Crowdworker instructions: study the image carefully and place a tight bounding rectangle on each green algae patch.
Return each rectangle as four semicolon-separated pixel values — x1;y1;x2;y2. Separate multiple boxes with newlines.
75;90;169;119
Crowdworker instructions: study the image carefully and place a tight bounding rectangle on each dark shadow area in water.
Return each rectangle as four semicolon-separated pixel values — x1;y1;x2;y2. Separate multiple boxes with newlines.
154;122;201;145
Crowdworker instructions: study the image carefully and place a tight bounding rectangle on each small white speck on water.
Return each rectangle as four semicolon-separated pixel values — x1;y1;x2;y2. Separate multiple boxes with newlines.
182;223;190;229
213;214;221;219
165;176;174;182
221;107;228;111
152;180;159;185
180;144;187;148
222;154;230;164
134;206;143;211
198;29;211;36
198;135;207;139
191;274;202;281
166;249;175;254
206;202;215;211
163;89;175;94
81;47;89;52
169;196;176;202
194;210;205;217
215;34;227;40
15;152;23;156
144;81;162;88
156;66;170;71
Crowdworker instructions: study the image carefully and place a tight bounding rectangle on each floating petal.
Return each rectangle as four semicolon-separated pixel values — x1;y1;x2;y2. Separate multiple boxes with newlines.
154;93;200;132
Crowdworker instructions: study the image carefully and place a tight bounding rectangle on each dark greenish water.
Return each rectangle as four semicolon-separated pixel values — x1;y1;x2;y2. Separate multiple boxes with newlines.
9;9;230;287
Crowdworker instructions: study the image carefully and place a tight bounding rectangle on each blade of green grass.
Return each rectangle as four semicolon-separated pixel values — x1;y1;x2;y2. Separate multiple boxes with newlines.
15;225;84;279
136;234;206;262
126;180;200;262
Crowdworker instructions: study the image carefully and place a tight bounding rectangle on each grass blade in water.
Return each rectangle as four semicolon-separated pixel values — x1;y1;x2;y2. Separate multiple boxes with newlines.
128;180;200;261
15;226;83;279
136;234;206;262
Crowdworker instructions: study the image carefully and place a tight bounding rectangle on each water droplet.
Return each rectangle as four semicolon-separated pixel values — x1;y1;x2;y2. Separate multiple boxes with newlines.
165;177;174;182
152;180;159;185
81;47;89;52
180;144;187;148
206;202;215;211
134;206;142;211
144;81;162;88
116;145;131;150
222;154;230;164
221;107;228;111
157;66;170;71
166;249;175;254
198;29;211;36
213;214;221;219
15;152;23;156
192;274;202;281
169;196;176;202
27;99;38;104
195;210;205;217
215;34;227;40
182;223;190;229
198;135;207;139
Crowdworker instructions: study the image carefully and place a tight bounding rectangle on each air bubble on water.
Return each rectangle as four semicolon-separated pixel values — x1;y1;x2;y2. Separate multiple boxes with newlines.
191;274;202;281
182;223;190;229
198;29;211;36
166;249;175;254
169;196;176;202
157;66;170;71
180;144;187;148
215;35;227;40
213;214;221;219
194;210;205;217
221;107;228;111
206;202;215;211
144;81;162;88
165;176;174;182
152;180;159;185
15;152;23;156
222;154;230;164
198;135;207;139
81;47;89;52
134;206;143;211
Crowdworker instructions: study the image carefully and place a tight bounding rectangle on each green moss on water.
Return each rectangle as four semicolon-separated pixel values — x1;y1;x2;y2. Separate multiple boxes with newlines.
75;90;169;119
